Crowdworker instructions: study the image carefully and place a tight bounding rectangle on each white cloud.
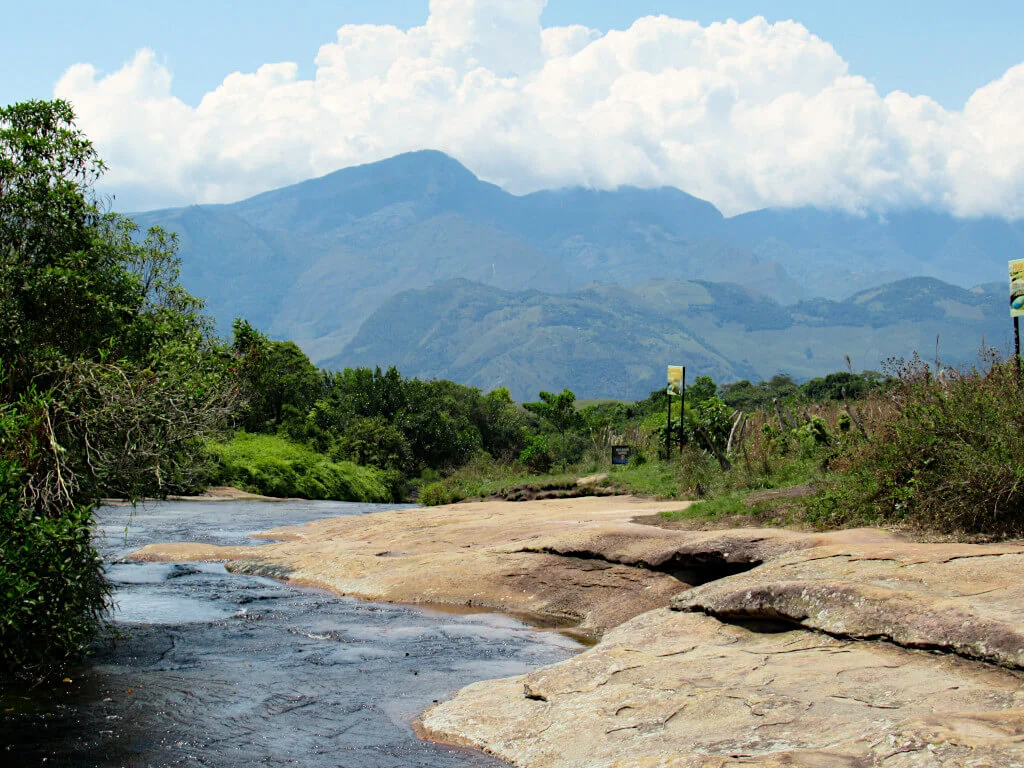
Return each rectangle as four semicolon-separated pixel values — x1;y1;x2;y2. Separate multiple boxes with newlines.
54;0;1024;218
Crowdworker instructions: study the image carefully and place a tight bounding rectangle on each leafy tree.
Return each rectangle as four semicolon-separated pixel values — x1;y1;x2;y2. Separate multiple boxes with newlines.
722;374;799;411
231;321;323;434
475;387;527;461
524;389;582;440
1;100;233;680
801;371;884;402
398;379;482;471
332;416;411;471
523;389;583;468
687;375;718;405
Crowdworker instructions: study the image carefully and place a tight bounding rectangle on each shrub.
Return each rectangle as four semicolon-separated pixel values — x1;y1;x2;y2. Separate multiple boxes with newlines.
209;433;396;503
808;353;1024;536
0;449;108;680
519;435;554;473
418;481;464;507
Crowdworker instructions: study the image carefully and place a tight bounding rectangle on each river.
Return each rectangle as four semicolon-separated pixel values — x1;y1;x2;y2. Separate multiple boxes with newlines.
1;500;581;767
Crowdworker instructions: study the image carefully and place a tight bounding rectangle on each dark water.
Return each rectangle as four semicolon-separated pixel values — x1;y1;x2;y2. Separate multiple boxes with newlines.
1;500;580;767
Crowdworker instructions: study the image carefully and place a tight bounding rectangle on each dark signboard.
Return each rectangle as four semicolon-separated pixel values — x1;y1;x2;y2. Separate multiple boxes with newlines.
611;446;631;466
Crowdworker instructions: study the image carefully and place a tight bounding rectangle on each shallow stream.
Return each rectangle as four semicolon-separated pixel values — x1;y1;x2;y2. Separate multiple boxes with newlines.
1;500;581;767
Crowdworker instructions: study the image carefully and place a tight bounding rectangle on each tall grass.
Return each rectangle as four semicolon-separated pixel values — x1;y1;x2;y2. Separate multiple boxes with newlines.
808;352;1024;536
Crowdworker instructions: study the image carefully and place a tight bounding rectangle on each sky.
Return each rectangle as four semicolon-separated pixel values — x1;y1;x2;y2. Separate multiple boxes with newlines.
4;0;1023;217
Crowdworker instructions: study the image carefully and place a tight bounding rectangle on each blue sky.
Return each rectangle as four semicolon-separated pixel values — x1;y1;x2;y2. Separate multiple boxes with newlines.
4;1;1021;109
5;1;1023;217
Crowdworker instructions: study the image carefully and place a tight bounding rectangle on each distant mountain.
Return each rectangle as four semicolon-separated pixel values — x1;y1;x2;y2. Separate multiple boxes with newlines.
335;277;1009;400
133;150;1022;366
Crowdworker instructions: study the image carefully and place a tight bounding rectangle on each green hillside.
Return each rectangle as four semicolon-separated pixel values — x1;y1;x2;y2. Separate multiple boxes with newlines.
333;277;1008;400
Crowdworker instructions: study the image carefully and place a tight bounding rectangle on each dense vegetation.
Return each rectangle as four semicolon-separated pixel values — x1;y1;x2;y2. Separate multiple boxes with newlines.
0;101;235;681
418;358;1024;541
220;322;530;499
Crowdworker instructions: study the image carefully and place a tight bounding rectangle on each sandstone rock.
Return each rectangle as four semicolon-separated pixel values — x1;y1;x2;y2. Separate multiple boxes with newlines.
672;539;1024;668
134;498;1024;766
131;496;692;634
419;608;1024;767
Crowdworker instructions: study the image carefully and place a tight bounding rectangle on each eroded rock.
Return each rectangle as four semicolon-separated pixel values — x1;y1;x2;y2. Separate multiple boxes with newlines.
130;497;692;634
419;609;1024;767
133;499;1024;766
672;540;1024;668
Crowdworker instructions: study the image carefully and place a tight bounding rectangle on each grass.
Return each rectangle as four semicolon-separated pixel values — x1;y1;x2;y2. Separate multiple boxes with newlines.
802;355;1024;536
661;493;752;521
209;432;399;503
418;457;581;505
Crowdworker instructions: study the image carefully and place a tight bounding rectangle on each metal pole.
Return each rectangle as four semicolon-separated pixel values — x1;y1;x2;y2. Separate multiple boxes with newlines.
679;367;686;448
666;389;672;460
1016;316;1021;383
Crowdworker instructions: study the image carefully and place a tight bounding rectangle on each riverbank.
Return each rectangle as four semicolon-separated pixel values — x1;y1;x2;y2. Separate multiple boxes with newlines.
101;485;293;505
132;497;1024;766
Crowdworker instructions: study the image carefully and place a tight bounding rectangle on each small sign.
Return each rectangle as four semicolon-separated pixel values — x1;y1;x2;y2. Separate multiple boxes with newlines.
611;446;631;465
667;365;683;397
1011;260;1024;317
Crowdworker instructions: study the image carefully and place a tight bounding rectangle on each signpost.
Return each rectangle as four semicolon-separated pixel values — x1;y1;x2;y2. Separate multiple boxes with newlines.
611;446;631;466
1010;260;1024;381
666;365;685;458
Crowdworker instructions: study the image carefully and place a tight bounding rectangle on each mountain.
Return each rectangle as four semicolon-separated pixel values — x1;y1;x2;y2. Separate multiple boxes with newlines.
335;277;1009;400
334;279;756;400
133;150;1021;366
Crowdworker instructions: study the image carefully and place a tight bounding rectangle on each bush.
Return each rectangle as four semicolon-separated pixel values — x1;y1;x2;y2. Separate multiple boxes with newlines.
0;455;108;680
418;481;464;507
808;353;1024;536
209;433;397;503
519;435;554;473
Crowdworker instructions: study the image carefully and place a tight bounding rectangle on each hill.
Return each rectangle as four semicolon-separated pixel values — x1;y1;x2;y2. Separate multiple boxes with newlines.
334;277;1008;400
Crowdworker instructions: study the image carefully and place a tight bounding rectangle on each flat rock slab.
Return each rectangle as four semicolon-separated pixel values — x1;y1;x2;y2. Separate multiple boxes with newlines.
132;500;1024;766
131;497;694;634
672;539;1024;668
419;608;1024;767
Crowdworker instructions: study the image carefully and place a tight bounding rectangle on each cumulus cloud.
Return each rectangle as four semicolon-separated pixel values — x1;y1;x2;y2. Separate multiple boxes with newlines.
54;0;1024;218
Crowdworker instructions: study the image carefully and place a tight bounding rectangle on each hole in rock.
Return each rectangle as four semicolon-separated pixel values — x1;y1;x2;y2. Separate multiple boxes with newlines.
655;553;762;586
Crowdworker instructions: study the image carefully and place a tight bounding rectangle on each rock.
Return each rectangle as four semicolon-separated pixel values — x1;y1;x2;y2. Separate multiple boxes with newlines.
672;538;1024;668
418;608;1024;767
576;474;610;487
130;496;693;634
134;499;1024;766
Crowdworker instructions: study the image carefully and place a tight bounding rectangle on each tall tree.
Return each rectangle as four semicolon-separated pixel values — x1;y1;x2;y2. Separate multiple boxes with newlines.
1;100;234;680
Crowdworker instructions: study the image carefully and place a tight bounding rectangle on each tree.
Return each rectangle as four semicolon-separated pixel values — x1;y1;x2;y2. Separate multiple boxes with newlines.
475;387;527;461
687;375;718;405
1;100;234;680
231;320;323;435
524;389;582;440
524;389;582;467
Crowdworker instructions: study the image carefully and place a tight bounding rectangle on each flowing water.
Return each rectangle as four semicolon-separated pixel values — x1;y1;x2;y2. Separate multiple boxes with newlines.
1;500;581;767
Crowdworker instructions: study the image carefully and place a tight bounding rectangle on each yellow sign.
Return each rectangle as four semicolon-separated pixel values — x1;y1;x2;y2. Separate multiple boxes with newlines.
667;365;683;397
1011;260;1024;317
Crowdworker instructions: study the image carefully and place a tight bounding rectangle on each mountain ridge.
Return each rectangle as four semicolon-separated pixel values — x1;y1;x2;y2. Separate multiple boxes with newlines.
334;275;1009;400
131;150;1020;377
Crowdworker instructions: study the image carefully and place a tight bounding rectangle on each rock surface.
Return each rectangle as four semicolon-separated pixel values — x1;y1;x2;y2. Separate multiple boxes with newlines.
134;497;1024;766
672;538;1024;668
419;609;1024;767
131;497;693;635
